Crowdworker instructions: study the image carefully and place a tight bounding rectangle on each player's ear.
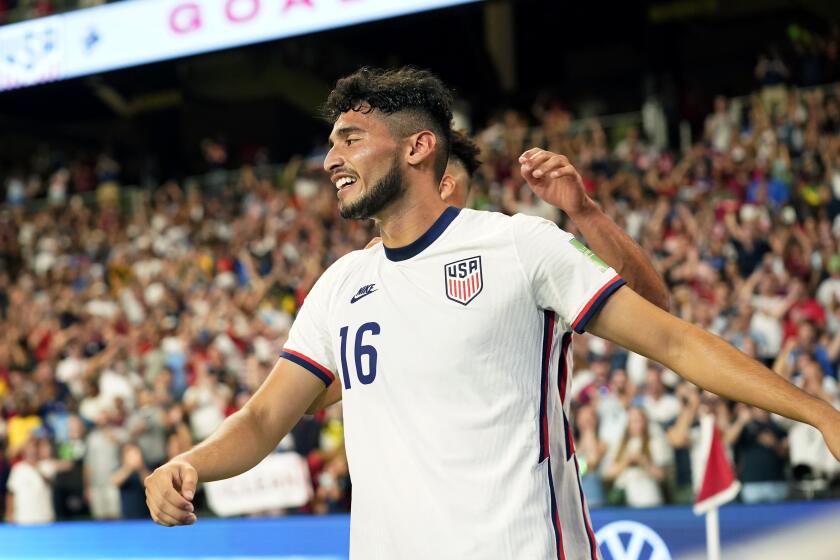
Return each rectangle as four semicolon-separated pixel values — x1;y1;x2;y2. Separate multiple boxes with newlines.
405;130;437;170
439;174;456;203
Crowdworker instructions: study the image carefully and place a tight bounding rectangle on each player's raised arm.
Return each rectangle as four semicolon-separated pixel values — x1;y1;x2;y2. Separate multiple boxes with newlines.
520;149;670;311
143;358;327;526
586;285;840;461
512;160;839;463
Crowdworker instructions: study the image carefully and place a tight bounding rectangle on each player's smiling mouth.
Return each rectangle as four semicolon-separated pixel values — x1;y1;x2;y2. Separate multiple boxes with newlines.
332;174;359;197
337;180;360;198
335;176;356;189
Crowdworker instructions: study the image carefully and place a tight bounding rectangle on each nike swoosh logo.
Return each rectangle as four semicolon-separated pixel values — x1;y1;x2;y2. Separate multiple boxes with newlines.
350;289;377;304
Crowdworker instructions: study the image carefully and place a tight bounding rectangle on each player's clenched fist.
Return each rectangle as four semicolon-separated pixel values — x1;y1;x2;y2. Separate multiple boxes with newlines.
519;148;592;217
144;460;198;526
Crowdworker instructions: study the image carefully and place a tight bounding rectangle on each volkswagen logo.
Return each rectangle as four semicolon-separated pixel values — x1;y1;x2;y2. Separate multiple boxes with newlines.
595;520;672;560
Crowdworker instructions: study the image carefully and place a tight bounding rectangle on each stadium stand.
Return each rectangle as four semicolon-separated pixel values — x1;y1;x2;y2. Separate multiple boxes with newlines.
2;75;840;522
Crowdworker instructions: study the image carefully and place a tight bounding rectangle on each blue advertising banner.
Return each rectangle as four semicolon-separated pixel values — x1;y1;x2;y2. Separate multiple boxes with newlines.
1;501;838;559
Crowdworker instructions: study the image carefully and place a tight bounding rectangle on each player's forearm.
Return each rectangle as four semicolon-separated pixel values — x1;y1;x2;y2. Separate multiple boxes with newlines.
666;322;837;430
177;359;329;480
175;407;278;482
592;289;839;433
569;202;670;311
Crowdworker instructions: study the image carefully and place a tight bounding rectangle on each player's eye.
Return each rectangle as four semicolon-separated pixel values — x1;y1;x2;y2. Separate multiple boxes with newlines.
346;138;360;146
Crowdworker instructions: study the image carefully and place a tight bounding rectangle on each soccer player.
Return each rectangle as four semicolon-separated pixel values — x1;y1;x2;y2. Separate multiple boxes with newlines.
306;129;669;414
435;128;482;209
145;68;840;560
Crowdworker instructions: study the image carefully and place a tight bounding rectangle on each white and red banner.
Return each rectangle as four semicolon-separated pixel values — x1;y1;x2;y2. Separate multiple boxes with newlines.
1;0;481;92
205;452;313;517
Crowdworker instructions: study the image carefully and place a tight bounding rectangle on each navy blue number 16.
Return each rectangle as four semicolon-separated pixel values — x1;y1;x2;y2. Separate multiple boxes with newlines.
339;322;380;389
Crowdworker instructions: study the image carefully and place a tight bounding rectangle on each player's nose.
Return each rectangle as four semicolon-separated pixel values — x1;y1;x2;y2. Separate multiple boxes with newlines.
324;146;344;174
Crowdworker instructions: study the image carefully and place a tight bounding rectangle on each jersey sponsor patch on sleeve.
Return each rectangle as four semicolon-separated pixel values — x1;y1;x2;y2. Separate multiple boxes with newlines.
568;238;609;272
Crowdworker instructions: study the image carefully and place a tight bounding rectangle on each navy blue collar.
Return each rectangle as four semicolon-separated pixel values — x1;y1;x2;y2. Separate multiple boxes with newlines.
383;206;461;262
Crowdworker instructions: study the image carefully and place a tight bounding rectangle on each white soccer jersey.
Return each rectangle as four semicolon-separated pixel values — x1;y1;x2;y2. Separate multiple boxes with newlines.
282;207;624;560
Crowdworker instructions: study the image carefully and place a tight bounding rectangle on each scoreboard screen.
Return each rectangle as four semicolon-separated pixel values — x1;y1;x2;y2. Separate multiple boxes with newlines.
0;0;480;92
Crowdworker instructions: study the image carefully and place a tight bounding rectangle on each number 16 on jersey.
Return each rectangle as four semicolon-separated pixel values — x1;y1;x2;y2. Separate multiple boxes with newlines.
339;322;381;390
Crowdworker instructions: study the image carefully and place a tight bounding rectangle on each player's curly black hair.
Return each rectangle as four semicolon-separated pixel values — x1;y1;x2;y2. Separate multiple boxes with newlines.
449;129;482;179
323;66;454;181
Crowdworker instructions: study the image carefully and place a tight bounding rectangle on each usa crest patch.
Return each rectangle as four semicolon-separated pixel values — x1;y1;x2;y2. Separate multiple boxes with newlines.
444;256;483;305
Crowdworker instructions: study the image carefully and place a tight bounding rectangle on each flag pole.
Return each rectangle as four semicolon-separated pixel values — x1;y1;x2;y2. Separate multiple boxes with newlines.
694;414;738;560
705;507;721;560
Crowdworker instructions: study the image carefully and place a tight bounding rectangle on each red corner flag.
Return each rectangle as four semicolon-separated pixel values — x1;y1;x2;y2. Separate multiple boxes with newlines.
693;414;741;515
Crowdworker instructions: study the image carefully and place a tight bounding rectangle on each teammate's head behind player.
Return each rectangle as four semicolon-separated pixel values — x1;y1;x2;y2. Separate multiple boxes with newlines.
440;129;482;208
323;66;454;220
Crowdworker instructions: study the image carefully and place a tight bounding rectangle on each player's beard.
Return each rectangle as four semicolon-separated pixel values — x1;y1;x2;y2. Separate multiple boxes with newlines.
339;155;406;220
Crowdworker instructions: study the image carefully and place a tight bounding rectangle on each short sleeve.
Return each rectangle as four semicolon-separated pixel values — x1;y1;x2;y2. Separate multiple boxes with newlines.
280;268;338;387
512;213;625;333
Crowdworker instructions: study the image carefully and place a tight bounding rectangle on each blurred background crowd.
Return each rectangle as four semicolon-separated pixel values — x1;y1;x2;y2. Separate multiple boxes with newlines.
2;0;840;527
3;76;840;523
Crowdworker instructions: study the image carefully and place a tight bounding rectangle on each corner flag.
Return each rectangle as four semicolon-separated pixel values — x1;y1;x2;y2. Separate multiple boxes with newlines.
693;413;741;560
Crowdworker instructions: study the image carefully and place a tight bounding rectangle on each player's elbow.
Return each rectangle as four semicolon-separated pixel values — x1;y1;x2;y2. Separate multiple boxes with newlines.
306;384;339;415
305;397;324;415
236;405;279;453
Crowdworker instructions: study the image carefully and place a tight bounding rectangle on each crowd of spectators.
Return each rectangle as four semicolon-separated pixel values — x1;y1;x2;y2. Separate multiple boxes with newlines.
558;82;840;506
2;76;840;523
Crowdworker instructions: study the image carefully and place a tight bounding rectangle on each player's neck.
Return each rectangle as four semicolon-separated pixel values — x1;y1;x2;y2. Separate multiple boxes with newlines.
375;188;450;249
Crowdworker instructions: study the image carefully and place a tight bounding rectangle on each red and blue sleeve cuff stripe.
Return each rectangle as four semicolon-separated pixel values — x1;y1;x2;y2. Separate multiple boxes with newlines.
571;275;626;334
280;349;335;387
